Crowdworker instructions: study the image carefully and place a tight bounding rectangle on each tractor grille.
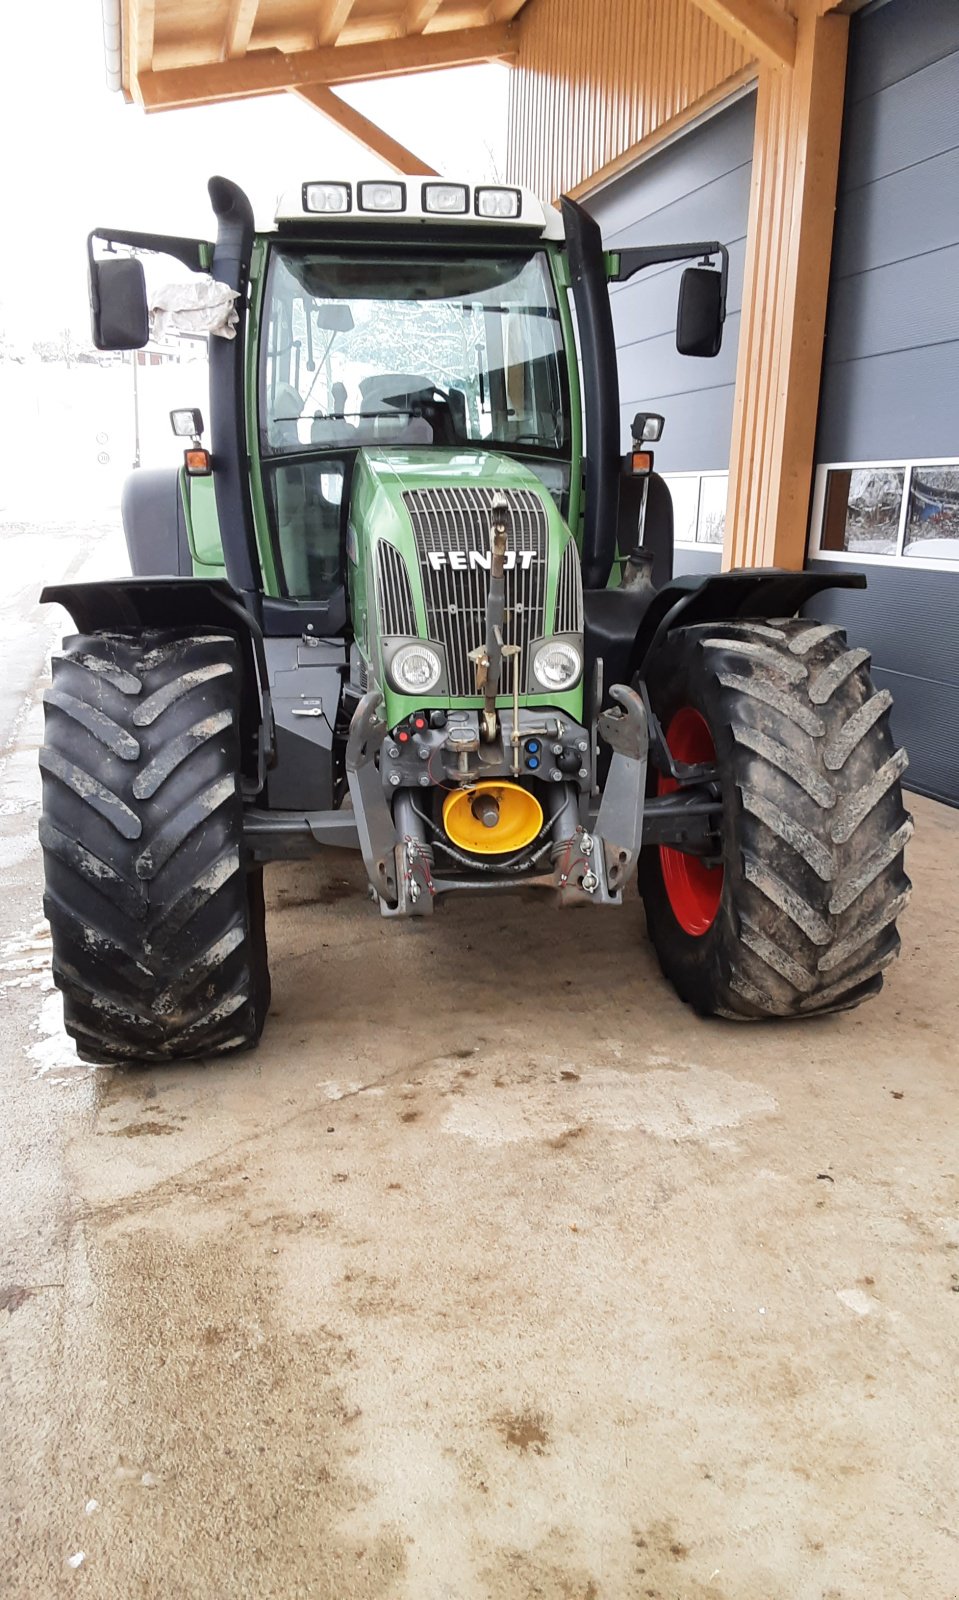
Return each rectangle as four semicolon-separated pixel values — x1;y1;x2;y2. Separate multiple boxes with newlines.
555;537;584;634
376;539;417;637
403;486;549;698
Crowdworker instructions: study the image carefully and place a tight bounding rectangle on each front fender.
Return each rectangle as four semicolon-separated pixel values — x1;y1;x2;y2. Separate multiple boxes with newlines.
42;577;269;784
632;567;867;678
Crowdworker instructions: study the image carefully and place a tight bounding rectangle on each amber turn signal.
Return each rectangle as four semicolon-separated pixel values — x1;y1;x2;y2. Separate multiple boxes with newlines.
629;449;653;475
184;447;212;476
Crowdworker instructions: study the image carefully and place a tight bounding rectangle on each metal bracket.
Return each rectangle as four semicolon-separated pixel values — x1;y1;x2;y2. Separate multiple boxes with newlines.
345;690;397;905
594;683;649;890
377;840;435;918
635;679;718;787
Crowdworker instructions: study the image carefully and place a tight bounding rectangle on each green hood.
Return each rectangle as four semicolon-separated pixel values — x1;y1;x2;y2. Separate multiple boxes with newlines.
347;447;584;727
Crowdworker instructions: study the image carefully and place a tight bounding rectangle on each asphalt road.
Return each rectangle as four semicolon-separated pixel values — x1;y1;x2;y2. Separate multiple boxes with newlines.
2;522;958;1599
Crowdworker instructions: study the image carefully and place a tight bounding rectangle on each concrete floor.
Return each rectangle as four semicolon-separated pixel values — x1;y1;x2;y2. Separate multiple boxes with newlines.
2;536;959;1599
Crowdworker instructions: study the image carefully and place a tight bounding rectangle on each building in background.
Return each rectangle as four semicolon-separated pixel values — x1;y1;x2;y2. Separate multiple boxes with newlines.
507;0;958;802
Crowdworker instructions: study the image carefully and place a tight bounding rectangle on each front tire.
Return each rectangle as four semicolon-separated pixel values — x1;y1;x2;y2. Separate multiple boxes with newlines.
638;618;912;1019
40;628;270;1063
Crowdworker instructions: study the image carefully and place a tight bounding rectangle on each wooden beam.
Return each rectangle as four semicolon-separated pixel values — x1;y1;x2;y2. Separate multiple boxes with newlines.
222;0;259;60
404;0;444;34
723;4;849;569
316;0;356;48
131;0;156;77
293;84;439;173
138;22;518;110
689;0;797;69
487;0;529;19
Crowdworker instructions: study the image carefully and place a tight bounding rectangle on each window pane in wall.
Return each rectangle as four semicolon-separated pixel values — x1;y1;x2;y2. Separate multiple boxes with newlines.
822;467;904;555
904;465;959;561
697;476;727;545
665;476;700;544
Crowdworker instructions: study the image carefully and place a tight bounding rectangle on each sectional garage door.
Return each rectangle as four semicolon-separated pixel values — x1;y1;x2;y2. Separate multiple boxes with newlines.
586;91;755;573
807;0;959;804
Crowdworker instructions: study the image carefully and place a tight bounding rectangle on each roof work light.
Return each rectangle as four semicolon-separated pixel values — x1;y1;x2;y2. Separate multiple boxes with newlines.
475;187;522;219
358;181;405;212
422;183;469;214
302;182;351;214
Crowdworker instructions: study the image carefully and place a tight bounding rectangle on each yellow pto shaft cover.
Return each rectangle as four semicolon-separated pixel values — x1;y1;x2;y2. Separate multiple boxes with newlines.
442;782;544;855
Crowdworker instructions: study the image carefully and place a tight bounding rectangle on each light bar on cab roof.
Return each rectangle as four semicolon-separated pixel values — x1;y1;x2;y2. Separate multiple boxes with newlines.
278;179;563;238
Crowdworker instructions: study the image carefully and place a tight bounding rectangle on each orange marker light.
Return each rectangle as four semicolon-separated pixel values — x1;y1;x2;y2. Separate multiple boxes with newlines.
630;450;653;475
184;447;212;476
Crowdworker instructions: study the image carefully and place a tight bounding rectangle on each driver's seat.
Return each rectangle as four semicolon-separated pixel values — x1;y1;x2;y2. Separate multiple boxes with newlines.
355;373;436;446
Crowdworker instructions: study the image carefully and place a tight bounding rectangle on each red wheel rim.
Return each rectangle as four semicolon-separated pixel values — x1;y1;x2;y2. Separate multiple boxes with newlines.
657;707;723;937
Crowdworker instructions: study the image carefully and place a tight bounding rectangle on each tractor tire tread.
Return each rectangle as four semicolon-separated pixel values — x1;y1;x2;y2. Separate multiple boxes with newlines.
40;628;269;1063
639;619;911;1020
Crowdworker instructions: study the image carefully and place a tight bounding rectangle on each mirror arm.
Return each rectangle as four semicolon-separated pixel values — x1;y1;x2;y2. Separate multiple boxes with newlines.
612;240;729;316
88;228;213;275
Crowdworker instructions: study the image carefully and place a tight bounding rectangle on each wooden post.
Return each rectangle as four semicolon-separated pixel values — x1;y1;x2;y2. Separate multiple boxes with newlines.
722;0;849;570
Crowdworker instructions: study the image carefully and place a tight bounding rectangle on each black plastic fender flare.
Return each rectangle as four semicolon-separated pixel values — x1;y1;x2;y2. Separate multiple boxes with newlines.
631;567;867;680
41;576;271;786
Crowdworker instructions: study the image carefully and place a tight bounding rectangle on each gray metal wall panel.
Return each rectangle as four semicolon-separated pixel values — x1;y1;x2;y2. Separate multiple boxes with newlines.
847;0;959;98
867;669;959;806
588;93;756;473
816;340;957;461
811;0;959;803
807;560;959;805
617;312;742;408
807;559;959;685
592;93;757;235
617;375;740;473
840;50;959;189
831;146;959;279
825;242;959;364
807;561;959;807
601;162;753;253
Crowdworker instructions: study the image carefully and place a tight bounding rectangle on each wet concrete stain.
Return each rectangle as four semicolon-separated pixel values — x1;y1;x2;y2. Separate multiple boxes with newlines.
496;1408;551;1455
108;1120;180;1137
546;1123;587;1151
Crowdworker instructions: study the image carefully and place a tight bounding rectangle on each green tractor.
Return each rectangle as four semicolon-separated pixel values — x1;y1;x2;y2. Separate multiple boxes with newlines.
39;175;911;1062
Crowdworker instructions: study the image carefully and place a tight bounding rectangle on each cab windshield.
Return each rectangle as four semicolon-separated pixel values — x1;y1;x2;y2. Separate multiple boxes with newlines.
260;247;569;458
257;246;570;599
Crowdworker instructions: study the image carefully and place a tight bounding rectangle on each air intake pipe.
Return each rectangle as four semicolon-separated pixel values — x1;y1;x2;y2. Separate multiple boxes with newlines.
208;176;261;618
560;196;622;593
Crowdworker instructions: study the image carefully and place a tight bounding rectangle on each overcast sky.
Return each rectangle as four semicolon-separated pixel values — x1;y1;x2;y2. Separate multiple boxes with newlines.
0;0;510;344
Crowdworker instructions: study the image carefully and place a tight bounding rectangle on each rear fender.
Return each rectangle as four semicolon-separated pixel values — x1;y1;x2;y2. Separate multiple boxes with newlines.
41;577;270;787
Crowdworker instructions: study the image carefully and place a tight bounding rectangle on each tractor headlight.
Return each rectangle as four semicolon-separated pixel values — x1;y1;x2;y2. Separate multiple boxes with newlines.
532;640;582;691
389;642;442;695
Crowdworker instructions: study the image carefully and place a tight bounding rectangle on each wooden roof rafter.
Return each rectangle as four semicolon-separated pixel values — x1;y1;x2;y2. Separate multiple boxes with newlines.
315;0;357;48
121;0;529;106
136;21;520;111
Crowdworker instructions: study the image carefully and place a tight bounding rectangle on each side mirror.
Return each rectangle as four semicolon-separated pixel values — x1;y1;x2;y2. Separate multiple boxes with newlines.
676;266;724;358
90;257;148;350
